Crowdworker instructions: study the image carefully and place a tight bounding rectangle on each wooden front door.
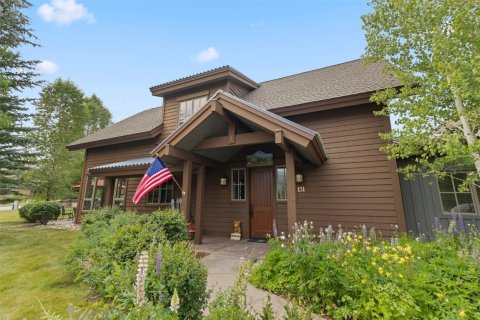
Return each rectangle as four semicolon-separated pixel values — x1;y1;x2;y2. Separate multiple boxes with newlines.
249;167;274;238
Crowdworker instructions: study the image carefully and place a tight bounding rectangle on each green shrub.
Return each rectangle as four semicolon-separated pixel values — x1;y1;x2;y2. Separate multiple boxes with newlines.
250;221;480;319
143;209;189;243
67;209;205;319
146;242;209;320
18;201;61;224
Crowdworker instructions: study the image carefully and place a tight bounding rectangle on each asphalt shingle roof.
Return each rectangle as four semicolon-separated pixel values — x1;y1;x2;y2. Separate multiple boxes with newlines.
68;59;399;149
67;107;163;149
242;59;399;110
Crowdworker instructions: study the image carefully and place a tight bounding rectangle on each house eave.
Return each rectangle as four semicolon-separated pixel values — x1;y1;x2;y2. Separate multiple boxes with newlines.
66;124;163;151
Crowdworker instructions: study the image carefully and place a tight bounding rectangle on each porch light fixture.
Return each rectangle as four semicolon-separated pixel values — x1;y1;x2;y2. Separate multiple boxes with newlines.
295;173;304;184
220;177;227;186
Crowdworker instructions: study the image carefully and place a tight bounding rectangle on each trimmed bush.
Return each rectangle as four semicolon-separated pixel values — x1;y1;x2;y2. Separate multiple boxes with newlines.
18;201;61;224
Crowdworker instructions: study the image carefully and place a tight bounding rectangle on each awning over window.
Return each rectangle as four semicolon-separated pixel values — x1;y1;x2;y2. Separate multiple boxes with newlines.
88;157;153;174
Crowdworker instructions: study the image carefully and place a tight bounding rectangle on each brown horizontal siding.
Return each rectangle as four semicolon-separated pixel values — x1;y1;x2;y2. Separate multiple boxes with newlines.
202;168;249;238
289;103;405;234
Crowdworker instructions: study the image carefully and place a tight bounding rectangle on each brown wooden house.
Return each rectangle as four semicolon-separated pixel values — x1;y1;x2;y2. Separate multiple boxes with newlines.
67;59;409;243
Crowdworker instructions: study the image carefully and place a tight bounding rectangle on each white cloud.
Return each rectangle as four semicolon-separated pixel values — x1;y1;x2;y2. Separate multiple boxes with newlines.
37;60;59;74
38;0;95;25
194;47;219;63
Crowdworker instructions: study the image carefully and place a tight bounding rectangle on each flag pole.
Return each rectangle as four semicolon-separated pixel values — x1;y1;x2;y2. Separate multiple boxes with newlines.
171;176;184;194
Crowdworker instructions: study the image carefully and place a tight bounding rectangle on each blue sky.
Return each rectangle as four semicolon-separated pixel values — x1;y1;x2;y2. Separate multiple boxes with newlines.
24;0;370;122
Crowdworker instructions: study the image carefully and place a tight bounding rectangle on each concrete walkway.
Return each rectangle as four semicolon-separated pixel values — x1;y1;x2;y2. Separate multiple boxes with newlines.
195;237;297;317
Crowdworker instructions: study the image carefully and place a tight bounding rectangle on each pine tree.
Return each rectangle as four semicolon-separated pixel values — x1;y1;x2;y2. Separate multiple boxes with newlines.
0;0;42;194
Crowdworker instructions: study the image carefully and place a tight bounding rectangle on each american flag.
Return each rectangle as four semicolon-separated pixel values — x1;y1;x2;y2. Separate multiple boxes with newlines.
132;157;173;204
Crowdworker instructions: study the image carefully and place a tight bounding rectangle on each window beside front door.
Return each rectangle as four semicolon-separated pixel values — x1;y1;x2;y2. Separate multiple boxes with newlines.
231;168;246;201
276;166;287;200
147;180;174;204
113;178;127;210
437;172;480;215
178;95;208;126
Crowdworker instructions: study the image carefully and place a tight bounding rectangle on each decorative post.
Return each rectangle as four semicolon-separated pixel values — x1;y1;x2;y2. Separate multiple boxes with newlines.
181;160;193;220
285;150;297;230
194;165;205;244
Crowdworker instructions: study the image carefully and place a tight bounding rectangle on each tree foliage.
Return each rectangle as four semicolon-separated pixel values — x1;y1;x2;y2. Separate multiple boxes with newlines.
0;0;42;194
362;0;480;183
29;79;111;200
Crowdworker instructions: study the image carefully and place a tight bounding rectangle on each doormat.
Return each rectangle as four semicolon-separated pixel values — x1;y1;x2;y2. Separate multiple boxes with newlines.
247;238;268;243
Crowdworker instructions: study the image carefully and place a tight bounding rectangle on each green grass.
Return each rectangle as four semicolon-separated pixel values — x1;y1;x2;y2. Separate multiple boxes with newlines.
0;210;90;319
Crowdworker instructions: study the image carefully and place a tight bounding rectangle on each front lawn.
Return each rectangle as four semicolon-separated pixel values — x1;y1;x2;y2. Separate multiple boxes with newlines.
0;210;90;319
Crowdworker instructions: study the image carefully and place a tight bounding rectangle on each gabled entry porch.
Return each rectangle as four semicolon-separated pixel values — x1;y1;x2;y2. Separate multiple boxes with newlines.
151;91;327;244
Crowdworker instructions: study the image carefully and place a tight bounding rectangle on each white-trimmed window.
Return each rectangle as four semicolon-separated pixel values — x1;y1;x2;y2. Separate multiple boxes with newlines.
231;168;246;201
437;173;480;215
178;96;208;126
276;166;287;200
83;176;97;211
113;178;127;210
147;180;174;204
80;177;105;211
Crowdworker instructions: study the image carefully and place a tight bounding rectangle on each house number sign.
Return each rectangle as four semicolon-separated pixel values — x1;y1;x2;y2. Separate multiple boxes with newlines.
297;186;305;192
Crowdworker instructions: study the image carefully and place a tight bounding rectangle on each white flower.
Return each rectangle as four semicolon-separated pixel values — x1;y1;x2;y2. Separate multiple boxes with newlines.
170;288;180;313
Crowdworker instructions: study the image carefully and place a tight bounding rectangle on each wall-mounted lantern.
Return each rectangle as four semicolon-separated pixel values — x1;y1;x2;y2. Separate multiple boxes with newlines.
220;177;227;186
295;173;304;184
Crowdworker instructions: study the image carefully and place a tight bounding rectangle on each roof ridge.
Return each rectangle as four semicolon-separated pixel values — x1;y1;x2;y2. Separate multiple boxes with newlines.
149;65;231;90
257;58;364;85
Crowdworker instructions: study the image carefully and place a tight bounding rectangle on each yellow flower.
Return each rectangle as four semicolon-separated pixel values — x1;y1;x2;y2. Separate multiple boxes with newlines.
372;247;379;253
399;257;406;264
381;253;389;260
399;274;403;278
366;246;371;251
459;310;466;318
378;267;384;274
352;248;357;253
386;272;391;277
404;246;412;254
358;235;363;240
361;278;367;284
371;261;376;266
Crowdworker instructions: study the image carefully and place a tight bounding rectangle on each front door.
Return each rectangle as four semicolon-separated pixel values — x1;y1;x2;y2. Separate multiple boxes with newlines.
249;167;274;238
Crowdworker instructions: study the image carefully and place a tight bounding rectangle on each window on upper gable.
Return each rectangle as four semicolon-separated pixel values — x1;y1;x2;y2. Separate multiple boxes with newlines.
178;96;208;126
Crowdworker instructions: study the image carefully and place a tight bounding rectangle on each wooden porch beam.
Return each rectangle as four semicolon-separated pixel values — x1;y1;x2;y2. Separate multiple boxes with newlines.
194;131;274;150
275;129;291;152
194;165;205;244
285;150;297;230
159;144;225;171
181;160;193;220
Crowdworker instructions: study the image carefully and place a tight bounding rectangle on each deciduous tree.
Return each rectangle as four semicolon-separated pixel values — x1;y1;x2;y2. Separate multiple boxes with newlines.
362;0;480;183
30;79;111;199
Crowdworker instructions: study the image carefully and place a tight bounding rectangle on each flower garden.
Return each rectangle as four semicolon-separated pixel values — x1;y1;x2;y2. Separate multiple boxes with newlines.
250;221;480;319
